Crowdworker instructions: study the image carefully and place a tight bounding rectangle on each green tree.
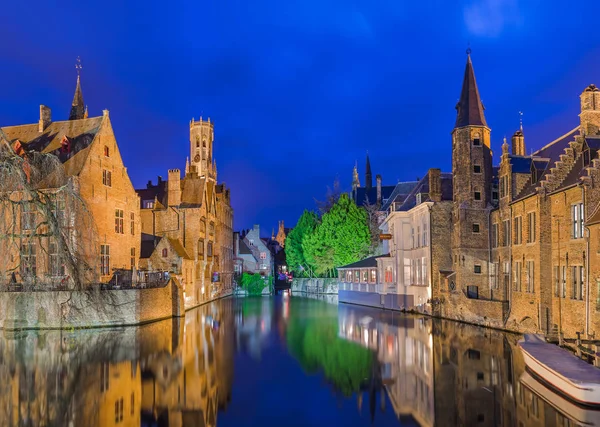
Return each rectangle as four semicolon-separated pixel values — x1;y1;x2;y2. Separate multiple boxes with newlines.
285;210;319;276
303;194;370;277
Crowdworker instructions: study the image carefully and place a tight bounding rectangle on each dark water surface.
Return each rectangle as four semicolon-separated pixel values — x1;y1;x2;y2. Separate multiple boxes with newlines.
0;295;595;426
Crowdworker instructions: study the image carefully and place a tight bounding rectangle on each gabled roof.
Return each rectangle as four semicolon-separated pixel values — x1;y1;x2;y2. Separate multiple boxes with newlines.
338;254;389;269
455;54;487;128
391;173;453;212
238;239;253;255
513;127;580;201
380;181;420;211
1;116;103;177
167;238;193;260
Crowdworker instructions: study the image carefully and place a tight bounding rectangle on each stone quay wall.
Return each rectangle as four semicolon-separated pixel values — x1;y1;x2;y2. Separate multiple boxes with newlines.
292;278;338;294
0;279;185;330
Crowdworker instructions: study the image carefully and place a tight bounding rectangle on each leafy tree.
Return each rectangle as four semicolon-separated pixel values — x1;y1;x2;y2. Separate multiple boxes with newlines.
285;210;319;276
303;194;370;277
238;272;266;295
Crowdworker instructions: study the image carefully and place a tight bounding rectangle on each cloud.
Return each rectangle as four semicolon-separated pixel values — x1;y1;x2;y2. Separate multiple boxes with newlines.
463;0;522;37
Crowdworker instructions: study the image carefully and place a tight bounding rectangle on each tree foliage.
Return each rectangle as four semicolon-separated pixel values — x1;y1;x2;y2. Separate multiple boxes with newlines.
303;194;370;277
363;197;384;255
285;210;319;276
286;302;373;396
237;272;267;296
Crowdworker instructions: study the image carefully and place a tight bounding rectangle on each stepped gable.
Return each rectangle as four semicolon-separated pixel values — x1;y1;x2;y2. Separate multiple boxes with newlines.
1;116;103;177
513;127;580;201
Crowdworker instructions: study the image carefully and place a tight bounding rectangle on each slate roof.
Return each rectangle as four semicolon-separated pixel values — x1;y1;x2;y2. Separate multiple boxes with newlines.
140;234;160;259
352;185;396;207
1;116;104;177
513;127;580;201
508;156;532;174
338;254;389;270
380;181;420;211
391;173;453;212
455;54;487;128
239;239;252;255
137;180;167;208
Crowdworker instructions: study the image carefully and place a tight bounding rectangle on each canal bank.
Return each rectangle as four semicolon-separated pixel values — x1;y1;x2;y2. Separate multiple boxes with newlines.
0;278;233;331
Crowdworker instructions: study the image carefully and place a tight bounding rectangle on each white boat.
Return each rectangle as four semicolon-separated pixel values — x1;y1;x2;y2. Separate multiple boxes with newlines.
520;371;600;425
518;334;600;406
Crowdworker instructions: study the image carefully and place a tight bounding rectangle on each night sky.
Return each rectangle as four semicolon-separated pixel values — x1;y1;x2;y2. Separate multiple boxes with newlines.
1;1;599;232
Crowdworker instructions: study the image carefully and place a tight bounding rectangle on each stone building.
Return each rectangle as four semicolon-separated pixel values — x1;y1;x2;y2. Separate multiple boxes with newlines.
351;153;398;208
136;117;234;309
338;169;453;312
442;53;600;339
232;225;273;276
0;73;141;286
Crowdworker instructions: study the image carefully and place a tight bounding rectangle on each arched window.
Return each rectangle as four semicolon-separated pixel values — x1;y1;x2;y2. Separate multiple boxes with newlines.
207;242;213;257
162;248;168;258
196;136;200;148
203;139;207;148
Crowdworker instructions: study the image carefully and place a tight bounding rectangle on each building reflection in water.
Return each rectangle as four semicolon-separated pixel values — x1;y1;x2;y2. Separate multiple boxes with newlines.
3;296;600;426
337;304;600;427
0;298;235;427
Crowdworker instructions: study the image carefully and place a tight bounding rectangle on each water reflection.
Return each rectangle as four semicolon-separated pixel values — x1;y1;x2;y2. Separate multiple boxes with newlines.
1;296;600;426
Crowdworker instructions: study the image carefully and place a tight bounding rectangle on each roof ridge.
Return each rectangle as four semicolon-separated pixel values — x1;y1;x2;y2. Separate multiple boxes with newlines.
1;116;103;129
531;126;579;156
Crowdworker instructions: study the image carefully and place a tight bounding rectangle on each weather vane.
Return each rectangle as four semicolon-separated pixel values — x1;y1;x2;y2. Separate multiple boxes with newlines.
75;56;82;76
466;42;471;55
519;111;523;131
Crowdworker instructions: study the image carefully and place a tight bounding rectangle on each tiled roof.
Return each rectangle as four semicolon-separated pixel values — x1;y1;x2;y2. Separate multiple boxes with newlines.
338;254;389;269
1;116;104;177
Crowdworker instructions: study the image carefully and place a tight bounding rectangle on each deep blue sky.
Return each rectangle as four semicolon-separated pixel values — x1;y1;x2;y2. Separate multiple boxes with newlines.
1;1;599;232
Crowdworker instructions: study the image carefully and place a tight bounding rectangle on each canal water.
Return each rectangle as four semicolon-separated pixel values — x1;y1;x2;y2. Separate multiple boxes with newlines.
0;295;593;426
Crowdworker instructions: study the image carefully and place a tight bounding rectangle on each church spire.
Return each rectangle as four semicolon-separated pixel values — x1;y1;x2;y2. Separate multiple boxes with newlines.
352;161;360;191
69;57;85;121
365;152;372;190
455;50;487;128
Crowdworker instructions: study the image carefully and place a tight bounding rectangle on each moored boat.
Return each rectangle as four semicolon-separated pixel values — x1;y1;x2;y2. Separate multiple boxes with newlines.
518;334;600;406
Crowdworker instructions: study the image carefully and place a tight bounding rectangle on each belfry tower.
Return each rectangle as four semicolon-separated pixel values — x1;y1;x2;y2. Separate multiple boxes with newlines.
189;117;216;180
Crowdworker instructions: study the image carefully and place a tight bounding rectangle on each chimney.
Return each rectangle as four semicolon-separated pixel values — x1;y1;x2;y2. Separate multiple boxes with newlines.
511;131;525;156
38;105;51;132
428;168;442;202
167;169;181;207
376;175;382;205
253;224;260;234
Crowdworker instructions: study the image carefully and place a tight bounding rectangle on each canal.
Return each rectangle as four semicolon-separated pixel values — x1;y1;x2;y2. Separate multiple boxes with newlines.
0;295;590;426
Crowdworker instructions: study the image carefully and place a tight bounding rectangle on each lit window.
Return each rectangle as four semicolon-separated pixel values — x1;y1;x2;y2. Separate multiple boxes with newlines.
142;200;154;209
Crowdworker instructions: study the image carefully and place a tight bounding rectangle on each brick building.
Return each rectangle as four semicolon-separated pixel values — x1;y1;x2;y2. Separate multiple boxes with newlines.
0;73;141;286
137;117;234;309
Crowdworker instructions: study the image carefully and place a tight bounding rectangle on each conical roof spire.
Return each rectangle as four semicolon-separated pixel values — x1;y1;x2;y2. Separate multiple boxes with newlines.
365;152;372;190
69;57;85;121
455;50;487;128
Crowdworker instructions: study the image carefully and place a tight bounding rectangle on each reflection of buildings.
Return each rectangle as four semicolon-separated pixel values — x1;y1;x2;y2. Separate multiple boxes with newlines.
338;306;434;426
234;298;272;360
0;298;235;427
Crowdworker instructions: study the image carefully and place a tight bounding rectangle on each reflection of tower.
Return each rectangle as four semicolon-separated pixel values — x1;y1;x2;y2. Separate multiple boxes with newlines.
189;117;216;180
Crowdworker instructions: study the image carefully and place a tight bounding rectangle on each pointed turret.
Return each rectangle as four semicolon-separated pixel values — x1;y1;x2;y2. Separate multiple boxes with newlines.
69;75;85;120
352;161;360;191
365;153;373;190
455;52;487;128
